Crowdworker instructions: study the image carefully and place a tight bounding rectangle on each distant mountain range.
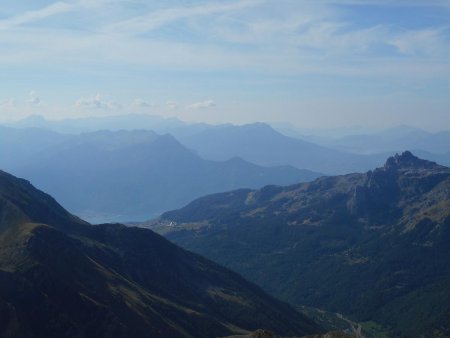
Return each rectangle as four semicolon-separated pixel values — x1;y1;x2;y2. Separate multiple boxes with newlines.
6;113;187;134
0;127;320;223
175;123;392;174
6;115;390;174
330;125;450;153
3;115;449;221
289;125;450;159
0;169;322;338
147;152;450;337
6;114;450;172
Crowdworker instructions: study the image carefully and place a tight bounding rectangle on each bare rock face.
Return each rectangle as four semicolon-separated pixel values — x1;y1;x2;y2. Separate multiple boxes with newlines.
384;151;440;170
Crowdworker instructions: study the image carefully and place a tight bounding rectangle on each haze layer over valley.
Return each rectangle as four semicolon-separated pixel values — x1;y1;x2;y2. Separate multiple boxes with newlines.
0;1;449;337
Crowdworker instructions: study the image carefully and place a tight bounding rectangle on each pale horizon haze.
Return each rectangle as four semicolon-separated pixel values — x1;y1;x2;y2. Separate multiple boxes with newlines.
0;0;449;131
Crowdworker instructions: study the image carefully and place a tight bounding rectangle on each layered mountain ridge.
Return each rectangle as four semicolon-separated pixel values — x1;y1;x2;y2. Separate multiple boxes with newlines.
151;152;450;337
0;169;321;338
176;122;388;174
0;127;320;222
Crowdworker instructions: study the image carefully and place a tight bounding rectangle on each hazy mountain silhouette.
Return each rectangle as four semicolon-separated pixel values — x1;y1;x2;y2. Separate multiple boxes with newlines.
5;116;390;174
150;152;450;337
8;116;449;173
0;128;320;222
8;114;186;134
0;126;70;171
0;169;321;338
175;123;390;174
295;125;450;156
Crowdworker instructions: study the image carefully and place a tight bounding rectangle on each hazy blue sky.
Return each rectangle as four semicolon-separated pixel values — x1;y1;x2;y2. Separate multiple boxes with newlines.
0;0;449;130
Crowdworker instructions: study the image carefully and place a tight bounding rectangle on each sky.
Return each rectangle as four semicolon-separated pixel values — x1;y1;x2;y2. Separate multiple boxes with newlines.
0;0;449;130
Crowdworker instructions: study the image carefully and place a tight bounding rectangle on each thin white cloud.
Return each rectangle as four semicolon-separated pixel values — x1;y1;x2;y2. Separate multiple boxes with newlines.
75;93;120;110
0;0;448;104
188;100;216;109
0;0;115;30
28;90;41;106
131;98;152;110
103;0;263;35
0;98;16;110
0;2;74;30
388;28;448;56
315;0;449;6
0;1;447;129
166;101;178;110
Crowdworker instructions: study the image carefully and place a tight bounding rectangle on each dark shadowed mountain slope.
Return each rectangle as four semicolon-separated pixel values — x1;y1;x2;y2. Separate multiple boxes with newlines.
150;152;450;337
225;329;352;338
0;170;321;338
1;128;320;223
176;123;389;174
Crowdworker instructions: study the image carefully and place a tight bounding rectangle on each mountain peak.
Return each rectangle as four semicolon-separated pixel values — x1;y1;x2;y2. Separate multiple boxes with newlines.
384;151;438;170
